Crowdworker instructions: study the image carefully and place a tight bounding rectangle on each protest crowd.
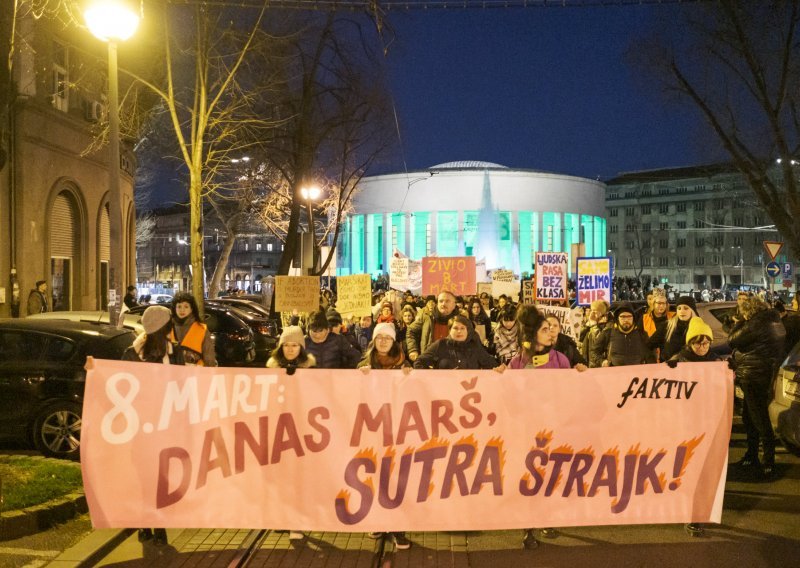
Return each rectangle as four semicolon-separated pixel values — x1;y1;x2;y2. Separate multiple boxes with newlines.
127;264;799;549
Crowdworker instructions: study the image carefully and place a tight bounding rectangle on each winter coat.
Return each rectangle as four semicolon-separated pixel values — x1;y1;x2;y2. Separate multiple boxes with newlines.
554;333;587;367
596;325;654;367
668;347;720;364
508;349;571;369
648;318;691;363
306;332;362;369
581;320;612;368
172;315;217;366
493;324;520;364
406;308;456;357
27;289;47;315
122;333;185;365
728;309;786;385
266;353;316;369
641;310;674;337
413;337;498;370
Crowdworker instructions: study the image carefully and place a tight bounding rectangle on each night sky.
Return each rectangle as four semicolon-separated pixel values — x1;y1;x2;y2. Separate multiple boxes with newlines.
374;3;726;179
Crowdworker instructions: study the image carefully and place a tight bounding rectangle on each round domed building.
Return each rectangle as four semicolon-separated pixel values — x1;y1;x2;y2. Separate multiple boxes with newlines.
337;161;607;277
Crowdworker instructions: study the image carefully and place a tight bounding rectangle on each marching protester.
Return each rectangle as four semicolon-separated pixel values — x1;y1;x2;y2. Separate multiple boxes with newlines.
305;310;362;369
647;296;700;362
376;301;397;325
580;300;612;368
641;290;674;337
122;305;180;547
493;305;521;364
170;292;216;367
397;305;417;347
413;314;505;371
406;291;459;362
545;315;588;371
491;294;510;322
266;325;316;541
666;317;720;366
468;297;494;348
597;303;654;367
507;305;568;549
354;314;375;352
357;321;413;550
728;296;785;478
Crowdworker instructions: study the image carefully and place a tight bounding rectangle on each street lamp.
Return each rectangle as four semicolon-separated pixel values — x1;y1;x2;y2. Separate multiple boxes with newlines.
83;0;139;325
300;185;321;275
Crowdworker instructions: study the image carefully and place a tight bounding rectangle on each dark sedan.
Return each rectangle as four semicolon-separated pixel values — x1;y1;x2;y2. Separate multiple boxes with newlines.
0;319;134;460
207;301;277;363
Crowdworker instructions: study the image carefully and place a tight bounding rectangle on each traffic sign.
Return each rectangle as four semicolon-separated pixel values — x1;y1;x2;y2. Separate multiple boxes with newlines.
766;261;781;278
783;262;793;278
763;241;784;260
784;279;793;288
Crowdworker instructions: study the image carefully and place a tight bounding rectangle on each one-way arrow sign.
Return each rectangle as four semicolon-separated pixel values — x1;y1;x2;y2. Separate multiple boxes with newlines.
766;262;781;278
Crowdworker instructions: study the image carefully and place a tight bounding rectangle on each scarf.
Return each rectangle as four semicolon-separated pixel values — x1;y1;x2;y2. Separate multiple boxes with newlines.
494;323;520;362
375;350;406;369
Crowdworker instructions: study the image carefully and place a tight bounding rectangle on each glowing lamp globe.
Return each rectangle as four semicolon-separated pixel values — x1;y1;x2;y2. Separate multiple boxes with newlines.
84;0;139;42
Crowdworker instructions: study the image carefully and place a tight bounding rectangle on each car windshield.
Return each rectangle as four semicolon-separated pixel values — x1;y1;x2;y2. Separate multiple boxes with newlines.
706;306;736;325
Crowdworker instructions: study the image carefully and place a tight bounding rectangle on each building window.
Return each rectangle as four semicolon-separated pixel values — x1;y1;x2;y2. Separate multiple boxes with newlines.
677;238;686;248
52;41;69;112
642;239;651;248
626;241;634;250
267;243;273;252
642;223;651;232
696;185;707;191
733;217;743;226
659;257;669;266
676;203;687;212
641;205;651;214
256;243;261;251
660;222;668;231
733;236;743;246
695;238;705;247
610;225;618;234
659;239;668;248
676;187;688;194
713;236;724;247
712;254;720;264
694;220;704;228
625;223;634;232
626;258;634;267
609;208;618;217
641;189;652;197
625;191;636;198
677;257;686;266
696;257;705;265
625;207;635;216
608;192;619;199
677;221;687;229
714;199;725;209
643;257;652;267
658;188;670;196
694;202;705;211
659;204;669;214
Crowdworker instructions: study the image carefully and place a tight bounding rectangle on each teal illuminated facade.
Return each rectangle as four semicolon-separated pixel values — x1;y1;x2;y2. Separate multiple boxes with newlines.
338;162;607;277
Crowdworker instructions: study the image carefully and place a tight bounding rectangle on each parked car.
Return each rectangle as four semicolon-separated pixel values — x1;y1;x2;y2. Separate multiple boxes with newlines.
769;338;800;456
144;293;175;304
215;297;272;319
695;301;738;359
126;303;257;367
0;319;135;460
28;310;144;334
207;301;277;364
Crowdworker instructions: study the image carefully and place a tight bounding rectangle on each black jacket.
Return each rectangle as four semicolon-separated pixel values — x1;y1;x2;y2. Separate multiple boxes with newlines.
669;346;721;364
596;325;654;367
554;333;587;367
648;318;690;362
728;309;785;385
414;337;498;370
306;332;362;369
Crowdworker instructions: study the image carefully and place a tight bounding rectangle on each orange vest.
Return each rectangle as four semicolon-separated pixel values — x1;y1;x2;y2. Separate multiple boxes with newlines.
642;310;675;337
170;322;208;366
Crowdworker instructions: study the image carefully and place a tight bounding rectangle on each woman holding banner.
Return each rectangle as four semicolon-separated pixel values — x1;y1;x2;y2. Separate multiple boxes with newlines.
357;322;413;550
122;305;181;547
413;315;504;371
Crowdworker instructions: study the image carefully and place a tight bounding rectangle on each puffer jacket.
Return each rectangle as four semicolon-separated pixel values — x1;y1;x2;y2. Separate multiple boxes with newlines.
728;308;785;384
414;337;498;370
306;333;362;369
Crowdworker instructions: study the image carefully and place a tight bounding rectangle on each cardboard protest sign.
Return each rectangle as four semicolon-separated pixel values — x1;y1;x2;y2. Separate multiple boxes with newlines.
492;280;520;302
422;256;476;296
275;275;320;313
477;282;493;298
83;359;733;531
336;274;373;318
576;257;613;306
536;304;583;341
492;269;514;282
522;280;534;305
534;252;568;302
389;257;410;291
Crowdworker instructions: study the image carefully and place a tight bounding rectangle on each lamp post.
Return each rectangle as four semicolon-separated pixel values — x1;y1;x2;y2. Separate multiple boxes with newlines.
300;185;321;275
83;1;139;325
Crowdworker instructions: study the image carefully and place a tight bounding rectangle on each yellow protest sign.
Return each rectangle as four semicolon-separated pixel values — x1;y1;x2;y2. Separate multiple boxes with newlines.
336;274;373;317
275;276;320;313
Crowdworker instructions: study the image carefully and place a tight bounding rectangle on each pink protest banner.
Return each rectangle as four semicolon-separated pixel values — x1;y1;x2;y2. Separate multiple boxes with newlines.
421;256;477;296
82;359;732;532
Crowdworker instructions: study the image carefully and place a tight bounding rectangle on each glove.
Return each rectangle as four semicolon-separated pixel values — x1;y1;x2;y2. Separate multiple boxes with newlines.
666;359;678;369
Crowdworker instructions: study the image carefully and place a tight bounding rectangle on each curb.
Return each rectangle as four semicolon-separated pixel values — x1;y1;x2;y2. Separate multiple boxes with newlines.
49;528;134;567
0;457;87;541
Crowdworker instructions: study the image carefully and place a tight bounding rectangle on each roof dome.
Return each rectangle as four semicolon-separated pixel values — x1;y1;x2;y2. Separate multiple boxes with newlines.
429;161;508;170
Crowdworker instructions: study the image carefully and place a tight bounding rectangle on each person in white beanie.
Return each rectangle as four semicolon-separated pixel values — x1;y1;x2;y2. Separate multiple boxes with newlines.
265;325;315;543
266;325;316;371
357;321;412;550
121;304;179;547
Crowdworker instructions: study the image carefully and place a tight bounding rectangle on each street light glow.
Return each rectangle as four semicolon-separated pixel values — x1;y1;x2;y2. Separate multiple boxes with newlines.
301;185;321;200
84;0;140;42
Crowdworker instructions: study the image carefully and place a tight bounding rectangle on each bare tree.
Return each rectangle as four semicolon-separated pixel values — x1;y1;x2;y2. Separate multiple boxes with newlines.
634;0;800;260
